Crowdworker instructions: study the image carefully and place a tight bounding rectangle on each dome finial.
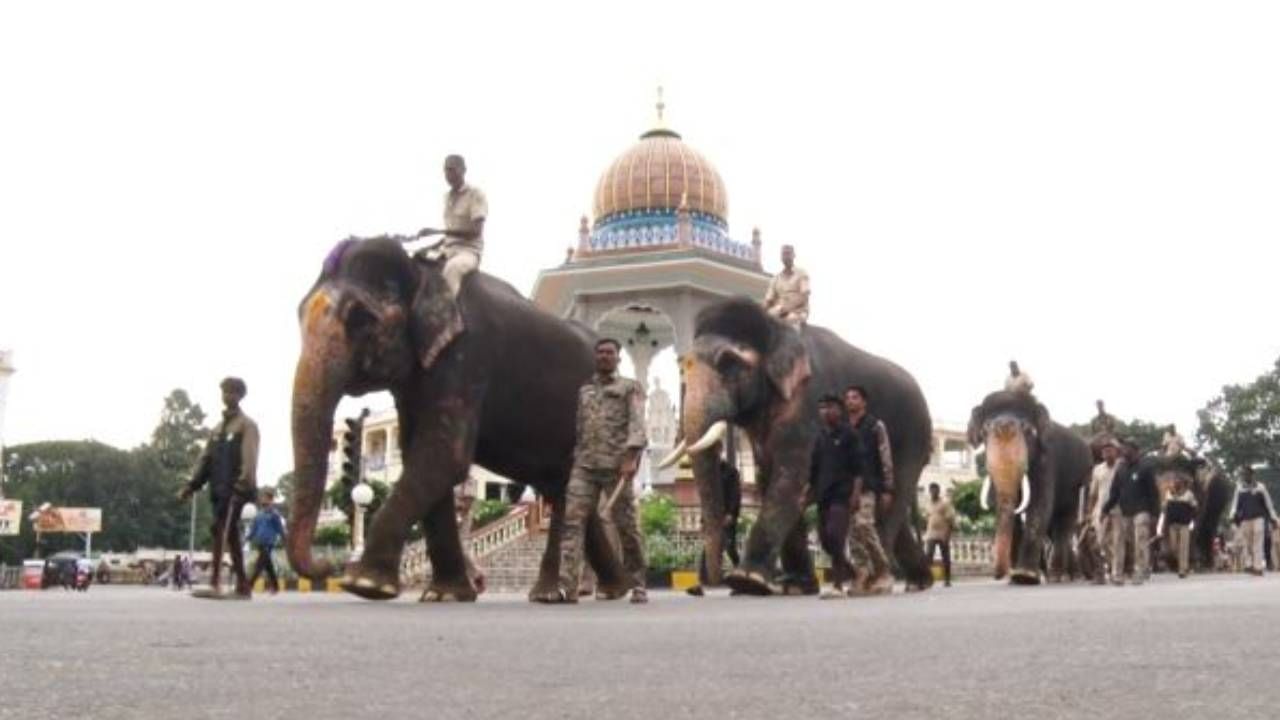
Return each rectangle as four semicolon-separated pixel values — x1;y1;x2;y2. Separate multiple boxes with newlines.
655;85;666;127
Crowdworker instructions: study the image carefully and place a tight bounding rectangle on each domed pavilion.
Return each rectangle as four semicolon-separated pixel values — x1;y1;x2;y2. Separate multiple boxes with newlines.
532;97;770;389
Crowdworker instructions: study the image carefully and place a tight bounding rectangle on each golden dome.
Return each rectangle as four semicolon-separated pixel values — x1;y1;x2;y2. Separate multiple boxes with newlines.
592;127;729;223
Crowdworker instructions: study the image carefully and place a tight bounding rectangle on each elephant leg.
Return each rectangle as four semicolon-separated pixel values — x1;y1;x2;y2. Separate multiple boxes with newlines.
528;494;565;602
779;519;817;595
1046;520;1071;583
691;453;726;587
344;398;478;601
419;495;477;603
890;519;934;590
728;454;805;596
1011;511;1045;585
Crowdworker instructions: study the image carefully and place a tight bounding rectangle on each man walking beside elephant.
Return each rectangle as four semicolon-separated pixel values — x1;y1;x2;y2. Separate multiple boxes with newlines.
551;338;649;604
1085;440;1121;583
1101;440;1158;586
809;394;863;598
844;385;895;594
1230;466;1279;576
178;377;259;599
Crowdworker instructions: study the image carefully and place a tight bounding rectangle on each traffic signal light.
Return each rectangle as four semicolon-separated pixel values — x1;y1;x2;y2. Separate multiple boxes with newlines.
340;414;366;491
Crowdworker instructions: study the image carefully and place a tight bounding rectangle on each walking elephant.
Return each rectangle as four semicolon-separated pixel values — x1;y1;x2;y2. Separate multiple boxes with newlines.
289;236;630;601
662;298;935;595
967;390;1093;584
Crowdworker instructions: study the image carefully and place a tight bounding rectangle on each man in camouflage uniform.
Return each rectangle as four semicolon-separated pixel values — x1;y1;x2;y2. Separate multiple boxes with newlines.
844;385;896;595
179;377;259;598
551;338;648;604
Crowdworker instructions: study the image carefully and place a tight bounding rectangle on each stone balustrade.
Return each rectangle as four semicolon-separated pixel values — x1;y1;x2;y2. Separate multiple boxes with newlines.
400;504;533;588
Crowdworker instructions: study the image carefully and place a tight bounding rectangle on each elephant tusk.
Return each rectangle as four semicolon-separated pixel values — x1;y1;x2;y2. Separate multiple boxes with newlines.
657;440;688;469
1013;475;1032;515
688;420;730;454
980;475;992;512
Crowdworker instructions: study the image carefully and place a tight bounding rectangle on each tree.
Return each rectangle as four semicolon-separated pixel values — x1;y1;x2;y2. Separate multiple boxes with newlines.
151;389;207;473
1066;417;1166;454
1196;357;1280;472
639;494;677;537
146;389;213;550
1;441;191;563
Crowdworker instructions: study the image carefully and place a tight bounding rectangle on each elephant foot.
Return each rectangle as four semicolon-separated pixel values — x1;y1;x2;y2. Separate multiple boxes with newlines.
1009;569;1042;586
724;569;781;597
338;570;400;601
593;580;632;601
420;582;478;603
527;579;560;604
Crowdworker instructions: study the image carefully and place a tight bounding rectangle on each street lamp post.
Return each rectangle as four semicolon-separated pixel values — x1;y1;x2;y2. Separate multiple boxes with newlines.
0;350;16;499
239;502;258;571
350;483;373;560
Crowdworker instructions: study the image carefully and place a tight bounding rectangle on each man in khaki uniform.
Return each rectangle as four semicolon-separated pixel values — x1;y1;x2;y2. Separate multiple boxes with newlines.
417;154;487;296
550;338;648;604
1158;477;1197;578
1230;466;1279;576
179;377;259;598
923;483;957;587
1084;440;1121;583
762;245;810;326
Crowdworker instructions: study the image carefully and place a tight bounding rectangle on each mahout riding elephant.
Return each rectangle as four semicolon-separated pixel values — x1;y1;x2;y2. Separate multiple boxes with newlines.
967;390;1092;584
661;298;934;595
289;236;629;601
1147;454;1232;571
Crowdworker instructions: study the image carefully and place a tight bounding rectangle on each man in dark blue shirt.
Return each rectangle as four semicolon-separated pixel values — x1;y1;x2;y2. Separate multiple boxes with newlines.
248;487;287;594
810;394;863;598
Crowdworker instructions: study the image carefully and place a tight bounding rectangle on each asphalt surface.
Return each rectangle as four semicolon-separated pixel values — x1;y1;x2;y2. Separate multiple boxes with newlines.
2;574;1277;720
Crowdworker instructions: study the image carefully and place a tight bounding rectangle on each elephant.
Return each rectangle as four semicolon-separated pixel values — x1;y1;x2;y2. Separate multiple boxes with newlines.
662;298;935;595
288;236;630;602
967;390;1093;584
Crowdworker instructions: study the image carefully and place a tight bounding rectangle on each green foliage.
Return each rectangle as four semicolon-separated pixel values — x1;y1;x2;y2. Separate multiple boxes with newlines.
313;524;351;548
1066;417;1165;454
1;441;193;563
273;471;296;517
957;514;996;536
950;479;986;522
1196;357;1280;472
150;389;207;473
324;478;390;526
802;504;818;532
639;494;678;538
644;534;698;572
471;499;511;529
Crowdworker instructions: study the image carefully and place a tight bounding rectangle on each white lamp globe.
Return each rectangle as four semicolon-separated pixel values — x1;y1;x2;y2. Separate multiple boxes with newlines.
351;483;374;507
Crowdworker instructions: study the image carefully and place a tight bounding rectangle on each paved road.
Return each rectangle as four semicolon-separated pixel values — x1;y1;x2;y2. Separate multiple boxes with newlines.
2;574;1277;720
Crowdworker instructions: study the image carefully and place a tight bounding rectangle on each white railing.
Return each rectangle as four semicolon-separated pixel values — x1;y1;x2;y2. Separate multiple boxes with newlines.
469;505;531;560
399;504;533;588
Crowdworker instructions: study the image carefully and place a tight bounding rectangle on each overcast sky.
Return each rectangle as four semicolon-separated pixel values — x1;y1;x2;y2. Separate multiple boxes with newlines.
2;2;1277;483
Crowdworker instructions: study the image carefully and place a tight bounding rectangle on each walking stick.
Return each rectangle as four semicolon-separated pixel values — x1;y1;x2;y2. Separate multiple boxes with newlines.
602;469;637;515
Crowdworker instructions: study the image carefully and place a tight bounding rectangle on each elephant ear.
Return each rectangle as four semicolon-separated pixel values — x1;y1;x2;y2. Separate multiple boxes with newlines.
966;404;986;448
1032;401;1052;441
765;329;811;402
409;261;465;370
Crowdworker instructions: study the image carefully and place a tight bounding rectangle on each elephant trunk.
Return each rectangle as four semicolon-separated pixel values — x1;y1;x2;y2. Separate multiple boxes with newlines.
681;361;735;585
288;291;352;582
985;417;1029;580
